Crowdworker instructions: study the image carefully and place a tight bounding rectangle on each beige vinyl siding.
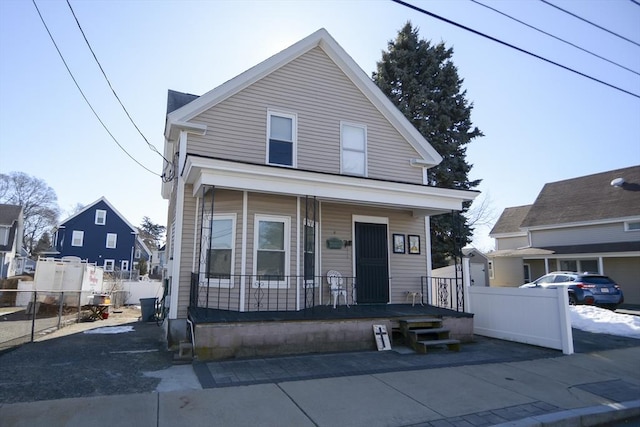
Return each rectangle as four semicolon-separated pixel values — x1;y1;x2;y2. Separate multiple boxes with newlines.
495;235;528;250
320;203;428;304
187;47;424;184
530;222;639;247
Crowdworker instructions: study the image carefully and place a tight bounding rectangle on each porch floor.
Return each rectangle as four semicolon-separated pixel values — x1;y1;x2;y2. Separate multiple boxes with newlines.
188;303;472;323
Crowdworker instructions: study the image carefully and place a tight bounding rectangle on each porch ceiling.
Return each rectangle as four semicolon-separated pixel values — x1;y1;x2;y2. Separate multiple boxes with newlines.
184;156;478;215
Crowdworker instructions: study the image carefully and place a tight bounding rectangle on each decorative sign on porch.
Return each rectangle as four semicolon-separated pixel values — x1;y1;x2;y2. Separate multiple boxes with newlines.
326;237;343;249
373;324;391;351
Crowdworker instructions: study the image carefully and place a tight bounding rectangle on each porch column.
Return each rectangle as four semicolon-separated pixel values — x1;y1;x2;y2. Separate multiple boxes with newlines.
424;216;432;305
239;191;248;312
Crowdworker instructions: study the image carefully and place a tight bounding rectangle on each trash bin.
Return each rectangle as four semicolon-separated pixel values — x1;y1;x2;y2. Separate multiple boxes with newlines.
139;298;157;322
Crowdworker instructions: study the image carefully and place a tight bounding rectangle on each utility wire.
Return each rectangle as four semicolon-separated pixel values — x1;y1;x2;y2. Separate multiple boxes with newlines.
31;0;161;177
391;0;640;99
632;0;640;6
471;0;640;76
65;0;174;181
540;0;640;48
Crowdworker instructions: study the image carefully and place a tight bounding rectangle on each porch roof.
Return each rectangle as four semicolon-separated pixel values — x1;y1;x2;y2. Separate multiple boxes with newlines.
184;155;479;216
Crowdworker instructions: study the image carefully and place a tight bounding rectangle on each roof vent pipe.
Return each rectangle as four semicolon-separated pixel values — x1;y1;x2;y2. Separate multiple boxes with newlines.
610;177;625;187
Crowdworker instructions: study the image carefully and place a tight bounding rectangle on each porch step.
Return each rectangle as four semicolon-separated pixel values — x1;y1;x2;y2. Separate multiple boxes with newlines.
398;318;461;354
173;340;193;364
414;339;461;353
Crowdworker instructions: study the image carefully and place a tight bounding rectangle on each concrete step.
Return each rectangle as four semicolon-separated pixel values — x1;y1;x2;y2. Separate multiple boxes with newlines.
414;338;461;353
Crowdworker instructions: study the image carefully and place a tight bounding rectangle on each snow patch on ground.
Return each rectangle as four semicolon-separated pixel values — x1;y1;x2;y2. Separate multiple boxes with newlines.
83;326;135;334
570;306;640;339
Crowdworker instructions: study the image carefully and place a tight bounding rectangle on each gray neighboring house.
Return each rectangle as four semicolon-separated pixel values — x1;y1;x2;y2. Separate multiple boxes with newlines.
0;204;24;279
488;166;640;305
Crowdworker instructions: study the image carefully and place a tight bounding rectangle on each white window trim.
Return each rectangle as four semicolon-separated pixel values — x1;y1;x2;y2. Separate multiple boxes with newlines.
72;230;84;247
340;121;367;177
104;259;115;272
106;233;117;249
121;260;129;271
488;260;494;280
95;209;106;225
200;213;237;288
135;249;141;259
624;220;640;231
253;214;290;288
266;109;297;168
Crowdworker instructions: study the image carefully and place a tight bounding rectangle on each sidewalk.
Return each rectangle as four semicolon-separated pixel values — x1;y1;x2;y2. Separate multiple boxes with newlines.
1;326;639;426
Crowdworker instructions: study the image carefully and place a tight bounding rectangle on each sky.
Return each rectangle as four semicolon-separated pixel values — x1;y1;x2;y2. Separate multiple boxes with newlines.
1;0;638;251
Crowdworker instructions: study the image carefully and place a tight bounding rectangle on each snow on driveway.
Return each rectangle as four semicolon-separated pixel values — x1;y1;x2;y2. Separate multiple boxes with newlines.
570;306;640;339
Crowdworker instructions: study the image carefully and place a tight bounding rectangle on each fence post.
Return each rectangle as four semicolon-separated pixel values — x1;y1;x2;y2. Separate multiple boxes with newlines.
77;291;82;323
30;291;37;343
57;291;65;329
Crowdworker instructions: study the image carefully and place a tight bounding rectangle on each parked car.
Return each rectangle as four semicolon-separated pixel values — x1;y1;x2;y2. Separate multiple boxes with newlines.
520;272;624;309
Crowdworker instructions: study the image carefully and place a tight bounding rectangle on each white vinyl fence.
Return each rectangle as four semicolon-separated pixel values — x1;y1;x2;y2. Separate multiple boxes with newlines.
467;286;573;354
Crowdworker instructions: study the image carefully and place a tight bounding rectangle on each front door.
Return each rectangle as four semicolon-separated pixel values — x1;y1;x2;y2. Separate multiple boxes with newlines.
355;222;389;304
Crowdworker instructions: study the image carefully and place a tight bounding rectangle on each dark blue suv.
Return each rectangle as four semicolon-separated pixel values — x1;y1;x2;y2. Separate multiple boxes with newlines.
520;272;624;310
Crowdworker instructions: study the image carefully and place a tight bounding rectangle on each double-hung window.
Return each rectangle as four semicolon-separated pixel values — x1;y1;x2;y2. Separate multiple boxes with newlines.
267;111;296;167
95;210;106;225
106;233;117;249
72;230;84;247
341;122;367;176
201;214;236;286
104;259;115;272
254;215;290;286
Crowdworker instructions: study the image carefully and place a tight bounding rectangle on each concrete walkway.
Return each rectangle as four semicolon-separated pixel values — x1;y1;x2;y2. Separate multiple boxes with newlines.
1;345;639;426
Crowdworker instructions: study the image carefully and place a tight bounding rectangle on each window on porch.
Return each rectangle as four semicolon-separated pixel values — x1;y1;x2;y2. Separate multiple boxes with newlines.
254;215;290;285
201;214;236;286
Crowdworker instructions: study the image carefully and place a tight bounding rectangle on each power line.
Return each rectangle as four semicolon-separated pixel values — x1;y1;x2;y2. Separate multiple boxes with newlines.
31;0;161;177
390;0;640;99
65;0;174;181
471;0;640;77
632;0;640;6
540;0;640;48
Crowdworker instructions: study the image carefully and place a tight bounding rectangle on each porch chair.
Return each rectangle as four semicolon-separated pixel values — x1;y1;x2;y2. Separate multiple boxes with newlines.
327;270;349;309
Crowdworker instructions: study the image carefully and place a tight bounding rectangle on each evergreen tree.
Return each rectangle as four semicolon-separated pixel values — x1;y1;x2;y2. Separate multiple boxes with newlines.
373;22;483;268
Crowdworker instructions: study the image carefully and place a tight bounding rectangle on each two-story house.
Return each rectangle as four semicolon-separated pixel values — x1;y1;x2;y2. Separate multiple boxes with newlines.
53;197;151;277
488;166;640;305
0;204;24;279
161;29;478;355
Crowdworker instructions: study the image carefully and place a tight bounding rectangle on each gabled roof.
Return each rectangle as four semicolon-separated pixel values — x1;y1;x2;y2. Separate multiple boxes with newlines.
0;204;22;226
165;28;443;167
59;197;137;233
521;166;640;228
490;205;532;236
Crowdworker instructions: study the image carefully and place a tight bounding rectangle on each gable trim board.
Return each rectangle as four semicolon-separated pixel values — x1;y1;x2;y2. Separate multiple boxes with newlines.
59;196;137;232
184;156;477;216
165;28;442;168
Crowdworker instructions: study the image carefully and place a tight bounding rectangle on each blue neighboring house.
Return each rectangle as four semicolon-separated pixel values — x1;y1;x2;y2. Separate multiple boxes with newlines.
53;197;151;275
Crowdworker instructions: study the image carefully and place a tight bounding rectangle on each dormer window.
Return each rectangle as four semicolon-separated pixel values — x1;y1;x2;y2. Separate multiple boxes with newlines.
267;110;296;167
341;122;367;176
95;210;106;225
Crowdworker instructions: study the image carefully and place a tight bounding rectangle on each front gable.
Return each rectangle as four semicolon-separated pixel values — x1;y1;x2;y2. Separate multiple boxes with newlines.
164;28;442;192
56;197;139;269
187;45;426;183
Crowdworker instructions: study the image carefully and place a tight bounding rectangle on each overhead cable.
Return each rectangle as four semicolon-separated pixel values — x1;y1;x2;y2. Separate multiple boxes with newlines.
471;0;640;76
390;0;640;99
31;0;161;177
540;0;640;48
65;0;174;181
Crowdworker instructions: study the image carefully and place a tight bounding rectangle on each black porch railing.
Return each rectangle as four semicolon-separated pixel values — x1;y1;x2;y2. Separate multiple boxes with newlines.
421;276;465;312
189;274;357;312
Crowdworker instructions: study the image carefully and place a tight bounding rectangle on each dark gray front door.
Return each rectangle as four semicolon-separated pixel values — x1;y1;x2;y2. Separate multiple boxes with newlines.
355;222;389;304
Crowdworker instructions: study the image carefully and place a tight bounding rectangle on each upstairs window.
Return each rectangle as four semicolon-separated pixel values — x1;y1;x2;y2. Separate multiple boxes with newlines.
72;230;84;247
0;226;9;246
106;233;117;249
341;122;367;176
95;210;106;225
625;221;640;231
267;111;296;167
